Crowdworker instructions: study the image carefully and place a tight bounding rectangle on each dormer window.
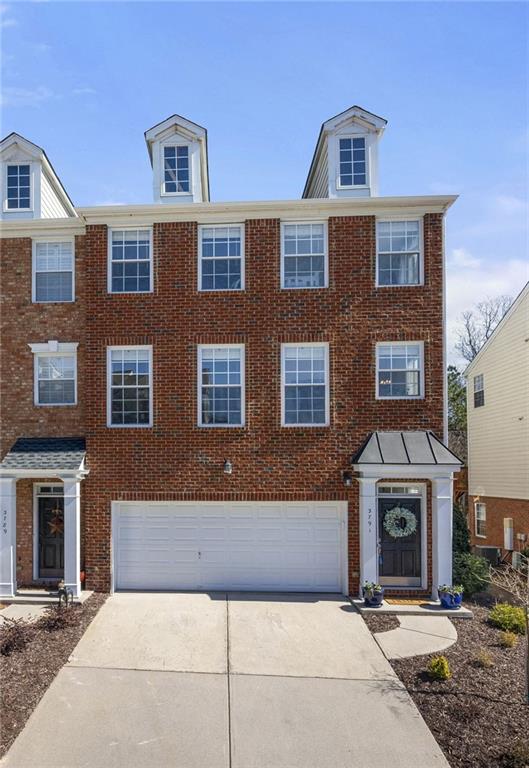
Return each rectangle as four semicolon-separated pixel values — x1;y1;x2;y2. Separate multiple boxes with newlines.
338;137;366;187
163;145;190;194
6;164;31;209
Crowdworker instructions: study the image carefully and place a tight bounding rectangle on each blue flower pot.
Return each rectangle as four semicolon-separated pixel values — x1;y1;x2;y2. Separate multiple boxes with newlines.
439;592;462;610
363;590;384;608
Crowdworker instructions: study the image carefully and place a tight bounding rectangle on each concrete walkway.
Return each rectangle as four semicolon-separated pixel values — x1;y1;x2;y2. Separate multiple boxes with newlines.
375;615;457;660
1;593;449;768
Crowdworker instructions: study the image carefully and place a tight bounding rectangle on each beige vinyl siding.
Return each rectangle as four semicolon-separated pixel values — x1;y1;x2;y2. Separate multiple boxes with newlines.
41;171;70;218
310;141;329;198
467;287;529;500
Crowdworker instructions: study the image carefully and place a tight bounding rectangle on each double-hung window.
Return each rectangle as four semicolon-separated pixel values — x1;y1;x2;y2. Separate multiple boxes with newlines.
33;241;74;302
282;343;329;426
6;164;31;210
163;145;190;194
473;374;484;408
281;223;327;289
376;342;424;398
199;225;244;291
107;347;152;427
475;502;486;537
198;345;244;426
29;342;78;406
338;137;366;187
109;229;152;293
377;220;421;286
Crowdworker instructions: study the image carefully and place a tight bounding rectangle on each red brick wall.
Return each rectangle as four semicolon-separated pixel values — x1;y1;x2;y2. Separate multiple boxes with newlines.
469;495;529;551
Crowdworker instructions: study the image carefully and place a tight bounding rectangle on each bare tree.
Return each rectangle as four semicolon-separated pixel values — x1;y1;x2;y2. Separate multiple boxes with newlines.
455;295;513;363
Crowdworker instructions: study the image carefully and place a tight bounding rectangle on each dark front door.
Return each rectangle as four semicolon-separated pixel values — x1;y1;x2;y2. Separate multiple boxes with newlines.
378;497;421;586
38;496;64;578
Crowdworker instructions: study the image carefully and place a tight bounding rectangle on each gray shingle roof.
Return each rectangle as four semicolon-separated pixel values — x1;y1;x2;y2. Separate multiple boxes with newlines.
351;431;462;466
0;437;86;470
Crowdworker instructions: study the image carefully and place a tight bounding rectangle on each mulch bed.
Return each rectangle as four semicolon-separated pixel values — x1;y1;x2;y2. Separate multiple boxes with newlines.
0;592;107;758
361;612;400;633
381;600;529;768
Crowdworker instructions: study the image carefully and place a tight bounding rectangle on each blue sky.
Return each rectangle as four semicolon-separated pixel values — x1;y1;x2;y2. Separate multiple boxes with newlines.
1;1;528;362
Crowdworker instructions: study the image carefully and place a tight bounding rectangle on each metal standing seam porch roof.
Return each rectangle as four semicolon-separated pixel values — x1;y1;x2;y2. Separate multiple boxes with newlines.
351;431;462;466
0;437;86;471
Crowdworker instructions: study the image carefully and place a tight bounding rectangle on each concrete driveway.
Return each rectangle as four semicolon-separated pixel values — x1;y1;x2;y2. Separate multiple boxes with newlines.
1;592;448;768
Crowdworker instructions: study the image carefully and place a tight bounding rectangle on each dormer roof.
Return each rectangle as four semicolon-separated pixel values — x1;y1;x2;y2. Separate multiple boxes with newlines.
0;132;77;217
144;114;210;202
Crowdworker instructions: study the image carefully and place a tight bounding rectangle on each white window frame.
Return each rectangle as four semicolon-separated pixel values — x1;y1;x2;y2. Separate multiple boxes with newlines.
281;342;330;428
107;227;153;294
4;162;33;212
28;341;78;407
106;345;153;428
197;344;245;428
473;374;485;408
375;217;424;288
475;502;486;538
336;134;369;190
280;221;328;290
375;341;425;400
32;238;75;303
160;140;192;197
197;224;245;292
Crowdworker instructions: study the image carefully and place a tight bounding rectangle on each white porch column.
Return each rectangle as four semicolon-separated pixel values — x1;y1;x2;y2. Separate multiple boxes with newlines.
61;477;81;599
431;475;454;600
0;477;17;597
358;477;379;595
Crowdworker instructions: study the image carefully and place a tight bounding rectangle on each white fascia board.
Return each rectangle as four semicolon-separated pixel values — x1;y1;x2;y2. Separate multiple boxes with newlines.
352;463;461;479
0;133;42;160
0;218;85;238
0;468;89;479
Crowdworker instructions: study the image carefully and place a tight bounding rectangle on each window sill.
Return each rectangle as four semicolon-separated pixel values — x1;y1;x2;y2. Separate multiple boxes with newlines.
198;288;245;293
32;299;75;304
376;395;424;401
106;424;153;429
375;283;424;289
475;534;487;539
108;290;153;296
280;285;328;291
35;403;77;407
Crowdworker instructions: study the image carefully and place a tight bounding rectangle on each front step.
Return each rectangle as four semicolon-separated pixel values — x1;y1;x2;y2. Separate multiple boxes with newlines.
1;589;93;606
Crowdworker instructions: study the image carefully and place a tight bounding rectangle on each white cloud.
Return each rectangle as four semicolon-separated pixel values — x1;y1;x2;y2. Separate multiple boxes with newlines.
0;85;55;107
494;194;526;216
449;247;481;270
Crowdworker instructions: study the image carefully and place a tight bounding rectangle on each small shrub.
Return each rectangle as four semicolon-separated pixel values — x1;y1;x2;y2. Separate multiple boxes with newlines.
453;552;489;597
427;655;451;680
499;630;518;648
37;605;79;633
0;617;34;656
475;648;494;668
489;603;526;635
500;740;529;768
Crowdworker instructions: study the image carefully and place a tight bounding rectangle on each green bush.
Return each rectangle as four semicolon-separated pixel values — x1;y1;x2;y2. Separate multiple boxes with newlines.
452;504;470;554
453;552;489;597
489;603;526;635
427;655;451;680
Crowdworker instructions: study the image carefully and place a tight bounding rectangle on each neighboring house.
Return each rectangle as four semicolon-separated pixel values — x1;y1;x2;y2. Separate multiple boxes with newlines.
0;106;461;601
466;283;529;560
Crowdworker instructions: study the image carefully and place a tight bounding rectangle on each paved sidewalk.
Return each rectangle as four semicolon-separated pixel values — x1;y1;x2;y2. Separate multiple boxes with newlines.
375;615;457;660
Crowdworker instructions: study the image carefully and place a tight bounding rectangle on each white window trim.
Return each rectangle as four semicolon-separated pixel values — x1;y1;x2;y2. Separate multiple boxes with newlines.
107;227;153;295
281;342;330;428
197;344;245;428
475;501;487;539
3;162;34;213
160;139;192;197
31;237;75;303
375;341;425;400
280;221;328;290
375;217;424;288
197;224;245;292
335;134;369;190
28;341;78;407
106;345;153;428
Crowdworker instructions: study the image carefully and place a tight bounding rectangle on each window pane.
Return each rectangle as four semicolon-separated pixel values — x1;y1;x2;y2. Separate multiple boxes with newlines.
377;221;420;285
164;146;190;193
200;226;242;291
282;224;325;288
110;230;151;292
377;343;422;398
200;347;243;425
37;355;75;404
109;348;151;425
283;346;327;424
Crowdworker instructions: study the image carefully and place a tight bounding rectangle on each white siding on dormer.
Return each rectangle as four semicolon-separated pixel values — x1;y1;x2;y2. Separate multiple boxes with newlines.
41;171;70;218
309;141;329;199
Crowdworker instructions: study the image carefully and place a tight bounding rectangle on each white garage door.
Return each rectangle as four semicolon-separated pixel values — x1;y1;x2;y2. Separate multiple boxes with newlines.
113;501;346;592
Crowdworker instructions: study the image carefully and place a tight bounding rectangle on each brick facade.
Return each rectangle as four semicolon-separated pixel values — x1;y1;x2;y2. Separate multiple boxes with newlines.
1;212;445;594
469;495;529;552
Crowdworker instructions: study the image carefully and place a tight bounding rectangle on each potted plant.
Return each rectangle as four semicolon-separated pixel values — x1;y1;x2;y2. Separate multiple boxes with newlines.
362;581;384;607
438;584;463;609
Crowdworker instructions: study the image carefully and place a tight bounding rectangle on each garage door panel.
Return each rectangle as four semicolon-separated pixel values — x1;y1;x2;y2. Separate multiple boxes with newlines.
114;502;345;592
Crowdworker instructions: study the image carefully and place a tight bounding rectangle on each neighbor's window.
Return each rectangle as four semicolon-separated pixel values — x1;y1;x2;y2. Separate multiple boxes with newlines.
33;241;74;302
163;145;190;194
475;502;486;537
109;229;152;293
199;225;243;291
282;343;329;426
338;137;366;186
36;354;76;405
198;345;244;426
473;374;484;408
377;343;423;398
108;347;152;427
6;164;31;209
281;223;327;289
377;220;421;286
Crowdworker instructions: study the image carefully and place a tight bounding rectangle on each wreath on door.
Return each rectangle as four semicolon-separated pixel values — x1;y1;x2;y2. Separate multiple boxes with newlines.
383;506;417;539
